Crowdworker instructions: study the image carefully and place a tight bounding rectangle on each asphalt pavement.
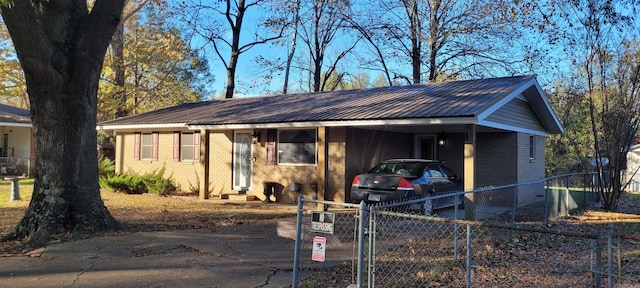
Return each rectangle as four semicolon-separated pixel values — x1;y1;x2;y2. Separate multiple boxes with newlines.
0;217;353;288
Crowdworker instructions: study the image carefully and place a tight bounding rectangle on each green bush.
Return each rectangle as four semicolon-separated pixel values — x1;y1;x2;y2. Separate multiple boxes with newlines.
98;157;115;178
101;167;176;196
142;167;176;196
103;173;146;194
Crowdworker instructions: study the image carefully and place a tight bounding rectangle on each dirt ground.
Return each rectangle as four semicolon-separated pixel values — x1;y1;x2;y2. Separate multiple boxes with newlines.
1;187;639;287
0;189;299;254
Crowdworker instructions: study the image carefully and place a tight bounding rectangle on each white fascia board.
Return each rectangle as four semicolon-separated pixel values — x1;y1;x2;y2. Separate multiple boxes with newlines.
0;122;32;128
96;123;189;131
188;117;477;130
478;120;548;136
527;80;564;134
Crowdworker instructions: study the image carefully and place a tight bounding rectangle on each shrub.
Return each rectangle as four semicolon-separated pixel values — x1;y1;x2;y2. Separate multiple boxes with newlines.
101;167;176;196
142;167;176;196
101;173;146;194
98;157;115;178
98;157;116;190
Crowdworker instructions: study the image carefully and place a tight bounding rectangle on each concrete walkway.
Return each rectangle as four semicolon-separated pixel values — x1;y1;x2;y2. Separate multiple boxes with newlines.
0;217;352;288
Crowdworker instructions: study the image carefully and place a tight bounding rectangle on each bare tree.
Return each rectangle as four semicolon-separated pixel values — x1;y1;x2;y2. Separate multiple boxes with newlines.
182;0;289;99
298;0;359;92
283;0;301;94
368;0;522;84
1;0;124;247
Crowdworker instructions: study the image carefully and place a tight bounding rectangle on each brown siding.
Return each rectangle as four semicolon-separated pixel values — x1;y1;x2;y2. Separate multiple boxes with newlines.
344;128;413;202
327;127;346;202
435;133;464;175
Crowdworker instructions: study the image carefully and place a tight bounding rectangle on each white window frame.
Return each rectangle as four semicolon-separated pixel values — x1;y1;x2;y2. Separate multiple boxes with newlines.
529;135;535;160
180;132;196;162
140;133;154;160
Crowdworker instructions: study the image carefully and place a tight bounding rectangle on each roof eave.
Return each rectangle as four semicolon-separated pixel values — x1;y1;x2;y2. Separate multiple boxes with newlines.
187;117;478;130
0;122;32;128
96;123;190;131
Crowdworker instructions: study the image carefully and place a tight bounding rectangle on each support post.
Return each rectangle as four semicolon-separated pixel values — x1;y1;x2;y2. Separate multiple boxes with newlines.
317;127;326;211
463;125;476;220
199;130;210;199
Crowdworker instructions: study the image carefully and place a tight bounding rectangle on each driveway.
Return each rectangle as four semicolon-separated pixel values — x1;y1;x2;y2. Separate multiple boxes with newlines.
0;217;353;288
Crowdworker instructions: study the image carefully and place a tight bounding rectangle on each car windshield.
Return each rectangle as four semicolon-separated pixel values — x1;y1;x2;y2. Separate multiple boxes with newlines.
368;162;428;177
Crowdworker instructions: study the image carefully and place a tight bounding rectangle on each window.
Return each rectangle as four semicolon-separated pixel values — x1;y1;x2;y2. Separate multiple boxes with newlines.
173;132;200;162
181;133;195;161
141;134;153;160
134;132;157;161
278;129;316;165
529;135;535;159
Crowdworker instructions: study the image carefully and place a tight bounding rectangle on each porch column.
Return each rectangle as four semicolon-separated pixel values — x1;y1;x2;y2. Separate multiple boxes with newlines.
199;130;210;199
115;133;124;174
317;127;326;211
464;125;476;220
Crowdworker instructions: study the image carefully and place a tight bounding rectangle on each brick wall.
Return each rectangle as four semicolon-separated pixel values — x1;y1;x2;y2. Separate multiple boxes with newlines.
116;131;203;192
517;133;546;206
207;131;234;197
248;128;328;203
476;132;517;207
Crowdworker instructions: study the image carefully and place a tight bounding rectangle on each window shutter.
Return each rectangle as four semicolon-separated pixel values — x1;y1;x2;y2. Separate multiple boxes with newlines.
134;132;141;160
151;132;159;161
266;129;276;165
193;132;201;162
173;132;180;161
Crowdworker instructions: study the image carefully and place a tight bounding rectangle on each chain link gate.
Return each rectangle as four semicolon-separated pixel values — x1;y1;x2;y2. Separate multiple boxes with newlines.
292;197;367;288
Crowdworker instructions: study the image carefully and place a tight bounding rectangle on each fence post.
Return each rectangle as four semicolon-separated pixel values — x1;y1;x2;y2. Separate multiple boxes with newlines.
466;224;472;288
357;200;367;288
368;209;375;287
596;230;603;288
543;179;550;225
607;224;614;288
291;195;305;288
511;185;517;225
454;204;459;261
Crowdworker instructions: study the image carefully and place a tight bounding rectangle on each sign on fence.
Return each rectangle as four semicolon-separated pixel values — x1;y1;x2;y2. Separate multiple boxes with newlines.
311;236;326;262
310;211;335;234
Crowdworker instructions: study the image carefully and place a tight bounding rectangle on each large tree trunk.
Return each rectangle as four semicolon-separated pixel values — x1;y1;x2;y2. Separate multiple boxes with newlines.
1;0;124;247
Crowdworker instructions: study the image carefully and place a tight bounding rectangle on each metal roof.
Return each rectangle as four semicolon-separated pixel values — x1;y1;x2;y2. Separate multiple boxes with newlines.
97;75;563;134
0;103;31;127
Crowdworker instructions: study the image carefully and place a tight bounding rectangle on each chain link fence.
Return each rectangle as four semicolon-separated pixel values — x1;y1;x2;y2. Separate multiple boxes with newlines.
292;173;639;287
292;199;364;287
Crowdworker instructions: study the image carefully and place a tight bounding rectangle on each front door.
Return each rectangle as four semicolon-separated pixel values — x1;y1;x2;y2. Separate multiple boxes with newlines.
414;135;436;160
233;131;253;190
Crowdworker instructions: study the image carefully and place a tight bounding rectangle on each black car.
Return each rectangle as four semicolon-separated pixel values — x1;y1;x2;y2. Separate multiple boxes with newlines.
351;159;463;215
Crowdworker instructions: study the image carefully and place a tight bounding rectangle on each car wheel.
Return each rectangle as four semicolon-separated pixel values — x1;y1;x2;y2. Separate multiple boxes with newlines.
422;199;434;215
